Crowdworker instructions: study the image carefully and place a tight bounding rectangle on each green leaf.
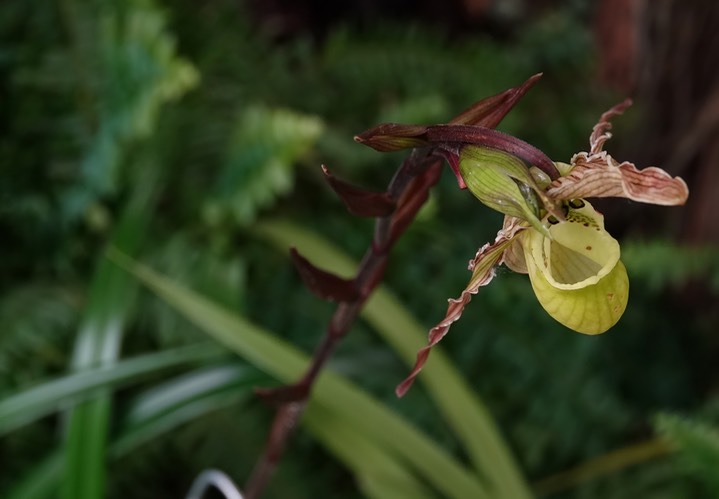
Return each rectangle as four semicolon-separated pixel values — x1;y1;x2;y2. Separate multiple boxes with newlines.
0;343;223;435
8;362;430;499
7;364;262;499
532;438;672;496
113;363;266;454
62;141;165;499
305;404;436;499
655;413;719;495
76;0;199;203
109;248;491;498
5;453;63;499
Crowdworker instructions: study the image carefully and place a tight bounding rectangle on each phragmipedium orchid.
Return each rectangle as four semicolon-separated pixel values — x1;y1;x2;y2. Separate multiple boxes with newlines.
452;100;688;341
355;77;689;396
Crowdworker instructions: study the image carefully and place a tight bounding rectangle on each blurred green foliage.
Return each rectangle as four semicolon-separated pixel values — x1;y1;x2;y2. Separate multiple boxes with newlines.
2;0;718;497
655;411;719;498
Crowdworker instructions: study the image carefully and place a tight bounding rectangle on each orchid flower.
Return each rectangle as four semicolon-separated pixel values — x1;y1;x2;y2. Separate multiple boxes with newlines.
395;100;689;396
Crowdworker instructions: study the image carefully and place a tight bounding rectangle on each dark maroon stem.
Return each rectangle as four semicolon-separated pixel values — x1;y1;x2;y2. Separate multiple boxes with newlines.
243;149;442;499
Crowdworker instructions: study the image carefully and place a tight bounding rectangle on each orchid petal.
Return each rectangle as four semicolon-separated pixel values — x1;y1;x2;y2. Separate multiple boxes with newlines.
523;201;628;334
396;219;526;396
500;216;528;274
547;100;689;206
588;99;633;155
547;152;689;205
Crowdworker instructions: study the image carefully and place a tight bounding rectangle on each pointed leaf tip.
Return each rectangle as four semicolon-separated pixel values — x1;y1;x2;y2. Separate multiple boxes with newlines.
290;248;358;302
322;166;396;217
450;73;543;128
354;124;429;152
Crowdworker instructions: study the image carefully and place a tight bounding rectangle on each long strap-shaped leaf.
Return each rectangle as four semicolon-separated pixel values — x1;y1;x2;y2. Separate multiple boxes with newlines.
109;248;490;498
7;364;432;499
0;343;223;435
7;365;260;499
62;167;161;499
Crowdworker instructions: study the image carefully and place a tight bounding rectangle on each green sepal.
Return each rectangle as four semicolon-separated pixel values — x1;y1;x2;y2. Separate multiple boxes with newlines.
459;146;550;237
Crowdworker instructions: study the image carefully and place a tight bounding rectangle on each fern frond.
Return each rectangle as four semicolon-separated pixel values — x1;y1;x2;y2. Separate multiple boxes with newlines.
205;106;324;225
655;413;719;495
63;0;199;220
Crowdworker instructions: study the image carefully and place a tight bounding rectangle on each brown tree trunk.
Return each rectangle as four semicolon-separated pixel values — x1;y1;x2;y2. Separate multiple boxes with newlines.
596;0;719;242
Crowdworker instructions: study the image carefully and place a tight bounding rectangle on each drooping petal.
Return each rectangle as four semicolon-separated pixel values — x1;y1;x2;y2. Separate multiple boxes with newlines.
522;201;629;334
396;219;526;396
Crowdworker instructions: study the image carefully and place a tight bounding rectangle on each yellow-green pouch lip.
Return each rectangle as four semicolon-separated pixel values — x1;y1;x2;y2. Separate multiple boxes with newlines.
523;201;629;334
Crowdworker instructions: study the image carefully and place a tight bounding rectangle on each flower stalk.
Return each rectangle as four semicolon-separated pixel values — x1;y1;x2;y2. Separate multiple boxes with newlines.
244;151;443;499
244;75;545;498
244;74;689;496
